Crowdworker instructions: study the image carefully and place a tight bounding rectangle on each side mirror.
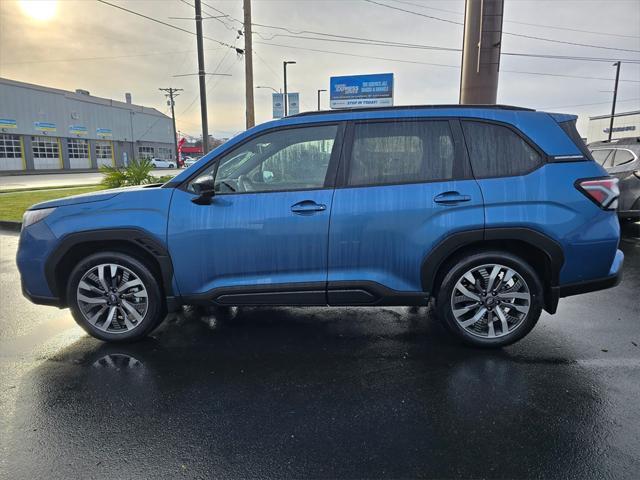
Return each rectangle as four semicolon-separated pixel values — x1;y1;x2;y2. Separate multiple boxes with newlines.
191;177;215;205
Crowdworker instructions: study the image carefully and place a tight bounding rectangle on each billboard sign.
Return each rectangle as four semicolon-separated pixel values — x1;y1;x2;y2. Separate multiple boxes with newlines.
288;92;300;115
330;73;394;109
272;93;284;119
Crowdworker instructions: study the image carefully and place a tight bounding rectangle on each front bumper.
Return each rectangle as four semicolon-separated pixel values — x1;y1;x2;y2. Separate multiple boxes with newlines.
21;279;62;307
16;220;60;305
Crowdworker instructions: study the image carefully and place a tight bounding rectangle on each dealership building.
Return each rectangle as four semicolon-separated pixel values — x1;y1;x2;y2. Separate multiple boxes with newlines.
587;110;639;143
0;77;175;172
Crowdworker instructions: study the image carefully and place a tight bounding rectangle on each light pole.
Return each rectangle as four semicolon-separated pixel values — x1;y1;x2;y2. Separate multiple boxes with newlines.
608;61;621;142
256;85;280;93
283;61;296;116
317;89;327;110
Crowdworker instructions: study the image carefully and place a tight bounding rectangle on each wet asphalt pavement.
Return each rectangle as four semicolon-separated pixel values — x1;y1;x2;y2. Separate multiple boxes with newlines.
1;224;639;479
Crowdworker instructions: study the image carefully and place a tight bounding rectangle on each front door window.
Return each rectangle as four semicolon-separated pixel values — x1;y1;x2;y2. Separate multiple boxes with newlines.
189;125;339;194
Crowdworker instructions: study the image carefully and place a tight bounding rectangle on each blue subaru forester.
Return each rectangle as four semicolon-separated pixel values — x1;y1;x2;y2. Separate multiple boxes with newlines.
17;105;623;347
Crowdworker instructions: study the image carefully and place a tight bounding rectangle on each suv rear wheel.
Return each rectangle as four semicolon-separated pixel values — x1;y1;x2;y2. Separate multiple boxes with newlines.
67;251;165;342
436;251;543;348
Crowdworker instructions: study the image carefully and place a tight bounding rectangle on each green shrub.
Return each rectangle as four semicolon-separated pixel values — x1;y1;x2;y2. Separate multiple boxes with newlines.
100;159;155;188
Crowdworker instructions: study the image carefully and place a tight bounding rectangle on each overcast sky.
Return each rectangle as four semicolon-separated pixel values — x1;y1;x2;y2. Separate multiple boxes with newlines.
1;0;639;139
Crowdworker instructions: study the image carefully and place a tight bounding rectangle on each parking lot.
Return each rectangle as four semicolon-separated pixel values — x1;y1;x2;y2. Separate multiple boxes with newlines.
1;223;639;479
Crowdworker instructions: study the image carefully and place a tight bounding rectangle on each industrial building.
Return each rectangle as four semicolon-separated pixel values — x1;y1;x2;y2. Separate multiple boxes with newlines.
0;77;175;172
587;110;640;143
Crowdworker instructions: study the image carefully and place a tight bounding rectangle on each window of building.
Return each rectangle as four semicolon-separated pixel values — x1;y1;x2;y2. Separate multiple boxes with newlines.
189;125;338;194
32;136;61;170
0;134;23;171
347;121;455;187
67;138;90;169
461;121;543;178
138;146;155;160
96;141;114;168
157;147;172;160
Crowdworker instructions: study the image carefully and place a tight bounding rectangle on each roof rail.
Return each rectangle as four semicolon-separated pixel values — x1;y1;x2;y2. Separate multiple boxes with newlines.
289;104;535;117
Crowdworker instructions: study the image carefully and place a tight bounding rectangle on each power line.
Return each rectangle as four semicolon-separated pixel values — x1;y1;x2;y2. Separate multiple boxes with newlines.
201;0;243;25
179;0;237;31
0;48;222;66
541;98;640;110
386;0;640;39
249;20;640;63
253;40;640;85
96;0;239;50
253;35;640;65
363;0;640;53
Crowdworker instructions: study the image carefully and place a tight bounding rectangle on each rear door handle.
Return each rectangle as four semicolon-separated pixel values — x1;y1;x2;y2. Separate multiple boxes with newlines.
291;200;327;215
434;192;472;205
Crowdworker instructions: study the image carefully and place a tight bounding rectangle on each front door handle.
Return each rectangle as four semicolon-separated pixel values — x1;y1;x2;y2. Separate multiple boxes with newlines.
291;200;327;215
434;191;472;205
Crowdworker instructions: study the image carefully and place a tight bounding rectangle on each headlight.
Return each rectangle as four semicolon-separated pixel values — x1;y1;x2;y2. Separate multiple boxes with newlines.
22;207;56;229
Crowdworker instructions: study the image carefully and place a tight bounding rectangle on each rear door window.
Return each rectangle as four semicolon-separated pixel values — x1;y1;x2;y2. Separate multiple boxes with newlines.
347;120;455;186
461;121;543;178
612;149;636;167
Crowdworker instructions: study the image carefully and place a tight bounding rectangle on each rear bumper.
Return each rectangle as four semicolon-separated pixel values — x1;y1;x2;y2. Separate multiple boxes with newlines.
547;249;624;313
556;270;622;298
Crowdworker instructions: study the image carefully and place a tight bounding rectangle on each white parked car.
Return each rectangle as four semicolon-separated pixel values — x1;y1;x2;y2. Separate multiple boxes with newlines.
150;158;176;168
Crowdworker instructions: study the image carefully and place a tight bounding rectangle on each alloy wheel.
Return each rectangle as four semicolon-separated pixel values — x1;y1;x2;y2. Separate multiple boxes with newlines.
76;263;149;334
450;263;531;339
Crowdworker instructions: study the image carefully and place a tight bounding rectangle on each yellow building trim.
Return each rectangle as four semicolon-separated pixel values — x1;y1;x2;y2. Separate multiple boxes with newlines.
19;136;26;170
57;137;63;169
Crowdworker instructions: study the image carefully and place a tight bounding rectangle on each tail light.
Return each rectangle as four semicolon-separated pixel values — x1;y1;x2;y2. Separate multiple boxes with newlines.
576;177;619;210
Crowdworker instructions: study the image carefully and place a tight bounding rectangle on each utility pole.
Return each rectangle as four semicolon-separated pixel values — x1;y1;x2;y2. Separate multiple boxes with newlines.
608;61;621;141
159;87;183;164
243;0;255;129
194;0;209;154
283;60;296;116
459;0;504;104
317;89;327;110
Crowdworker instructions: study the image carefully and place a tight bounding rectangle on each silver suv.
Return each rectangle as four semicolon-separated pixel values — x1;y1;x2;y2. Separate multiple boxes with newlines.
589;138;640;222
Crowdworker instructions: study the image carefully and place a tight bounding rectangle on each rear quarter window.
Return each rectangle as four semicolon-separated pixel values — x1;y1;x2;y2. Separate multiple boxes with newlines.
461;121;543;178
559;120;594;161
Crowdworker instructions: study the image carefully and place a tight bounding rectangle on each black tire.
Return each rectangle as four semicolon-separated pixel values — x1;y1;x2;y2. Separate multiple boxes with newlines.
67;251;166;342
435;251;543;348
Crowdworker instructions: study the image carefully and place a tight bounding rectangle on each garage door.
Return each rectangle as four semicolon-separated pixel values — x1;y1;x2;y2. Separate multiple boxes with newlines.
32;136;62;170
0;134;25;171
68;139;91;169
96;140;115;168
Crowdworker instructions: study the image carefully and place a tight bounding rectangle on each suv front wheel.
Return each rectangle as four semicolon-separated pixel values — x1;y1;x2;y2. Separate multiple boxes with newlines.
436;251;543;348
67;251;165;342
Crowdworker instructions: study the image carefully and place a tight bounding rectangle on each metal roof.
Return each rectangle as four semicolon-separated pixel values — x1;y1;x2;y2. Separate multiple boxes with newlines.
0;76;169;118
589;110;640;121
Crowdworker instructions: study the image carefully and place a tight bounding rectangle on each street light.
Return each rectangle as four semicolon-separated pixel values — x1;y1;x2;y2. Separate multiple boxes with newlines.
283;61;296;116
317;89;327;110
256;85;280;93
608;61;621;142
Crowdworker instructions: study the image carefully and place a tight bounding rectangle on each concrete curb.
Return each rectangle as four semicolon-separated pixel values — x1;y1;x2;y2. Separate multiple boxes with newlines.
0;221;21;232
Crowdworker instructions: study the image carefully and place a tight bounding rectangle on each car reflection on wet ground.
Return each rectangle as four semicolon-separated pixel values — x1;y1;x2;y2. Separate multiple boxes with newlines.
1;222;639;479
